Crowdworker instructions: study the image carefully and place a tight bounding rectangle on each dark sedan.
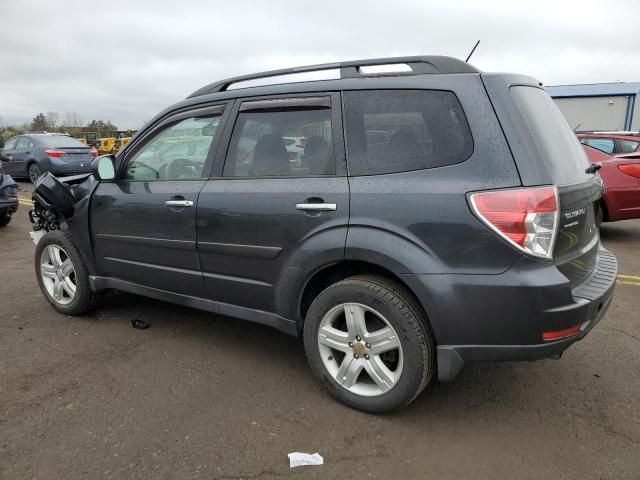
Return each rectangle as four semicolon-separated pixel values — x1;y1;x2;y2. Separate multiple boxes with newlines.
0;133;97;183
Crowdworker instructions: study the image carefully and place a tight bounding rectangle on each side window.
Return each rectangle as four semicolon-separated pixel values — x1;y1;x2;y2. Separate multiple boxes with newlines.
617;139;639;153
124;116;220;181
223;105;334;177
3;137;18;150
16;137;31;149
580;138;614;154
343;90;473;175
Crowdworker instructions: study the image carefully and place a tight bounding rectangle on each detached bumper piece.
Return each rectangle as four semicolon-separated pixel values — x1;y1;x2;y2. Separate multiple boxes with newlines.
437;248;618;381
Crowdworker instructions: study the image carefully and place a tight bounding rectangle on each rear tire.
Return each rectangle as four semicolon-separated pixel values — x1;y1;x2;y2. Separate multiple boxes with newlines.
303;275;435;413
35;230;97;315
28;163;41;183
0;212;11;227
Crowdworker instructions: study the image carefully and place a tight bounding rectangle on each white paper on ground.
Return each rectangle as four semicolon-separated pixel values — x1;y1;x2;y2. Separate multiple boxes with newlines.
288;452;324;468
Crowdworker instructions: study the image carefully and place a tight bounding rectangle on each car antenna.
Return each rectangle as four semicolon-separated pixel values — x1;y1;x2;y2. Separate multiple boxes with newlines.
465;40;480;62
573;123;581;132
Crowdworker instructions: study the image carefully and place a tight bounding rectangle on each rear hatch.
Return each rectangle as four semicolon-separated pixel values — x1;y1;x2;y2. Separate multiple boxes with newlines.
509;85;601;288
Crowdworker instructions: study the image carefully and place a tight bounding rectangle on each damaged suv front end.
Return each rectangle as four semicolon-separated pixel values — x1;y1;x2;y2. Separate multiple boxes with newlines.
0;161;19;227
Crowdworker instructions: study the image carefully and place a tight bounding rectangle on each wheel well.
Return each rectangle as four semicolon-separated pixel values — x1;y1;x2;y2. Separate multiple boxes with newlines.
299;261;425;322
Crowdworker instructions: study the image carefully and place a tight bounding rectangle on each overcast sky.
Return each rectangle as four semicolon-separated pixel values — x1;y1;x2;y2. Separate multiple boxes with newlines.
1;0;639;129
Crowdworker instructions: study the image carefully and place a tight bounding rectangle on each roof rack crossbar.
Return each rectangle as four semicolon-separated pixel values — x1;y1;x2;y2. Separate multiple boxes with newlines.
188;55;478;98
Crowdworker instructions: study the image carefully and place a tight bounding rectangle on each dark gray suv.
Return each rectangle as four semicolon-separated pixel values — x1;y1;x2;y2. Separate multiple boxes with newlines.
29;56;617;413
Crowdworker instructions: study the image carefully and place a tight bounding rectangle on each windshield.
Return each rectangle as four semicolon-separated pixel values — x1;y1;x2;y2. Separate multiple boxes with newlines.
35;135;88;148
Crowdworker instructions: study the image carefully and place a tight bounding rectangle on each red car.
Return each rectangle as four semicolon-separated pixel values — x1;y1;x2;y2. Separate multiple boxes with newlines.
582;144;640;224
578;132;640;155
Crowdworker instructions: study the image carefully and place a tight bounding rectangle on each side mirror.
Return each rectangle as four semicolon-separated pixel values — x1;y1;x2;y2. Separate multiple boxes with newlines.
92;154;116;181
0;139;5;149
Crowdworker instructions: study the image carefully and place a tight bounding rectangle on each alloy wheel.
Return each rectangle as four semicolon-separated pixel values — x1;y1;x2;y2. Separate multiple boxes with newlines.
40;245;77;305
317;303;404;397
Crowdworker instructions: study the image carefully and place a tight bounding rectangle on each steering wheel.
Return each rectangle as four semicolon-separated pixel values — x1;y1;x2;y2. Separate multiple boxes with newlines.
129;160;159;179
166;157;201;179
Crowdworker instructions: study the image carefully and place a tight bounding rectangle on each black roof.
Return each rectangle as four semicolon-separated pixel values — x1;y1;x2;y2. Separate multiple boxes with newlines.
188;55;478;98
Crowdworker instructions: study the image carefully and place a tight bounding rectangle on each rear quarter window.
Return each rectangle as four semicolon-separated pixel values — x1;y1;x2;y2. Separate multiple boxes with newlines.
511;86;590;185
343;90;473;175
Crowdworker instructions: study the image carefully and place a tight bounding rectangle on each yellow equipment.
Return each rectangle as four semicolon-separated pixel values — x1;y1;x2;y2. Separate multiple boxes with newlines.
96;137;117;155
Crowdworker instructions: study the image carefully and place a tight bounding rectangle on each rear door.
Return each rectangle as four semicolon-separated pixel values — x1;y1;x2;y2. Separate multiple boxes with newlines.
196;93;349;314
9;137;30;176
90;103;229;296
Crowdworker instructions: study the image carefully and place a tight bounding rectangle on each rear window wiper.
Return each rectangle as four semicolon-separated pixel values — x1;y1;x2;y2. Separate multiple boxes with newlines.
585;163;602;174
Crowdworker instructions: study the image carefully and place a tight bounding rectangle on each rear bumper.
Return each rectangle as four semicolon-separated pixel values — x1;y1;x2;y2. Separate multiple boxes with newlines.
406;247;618;381
0;198;18;213
50;160;93;176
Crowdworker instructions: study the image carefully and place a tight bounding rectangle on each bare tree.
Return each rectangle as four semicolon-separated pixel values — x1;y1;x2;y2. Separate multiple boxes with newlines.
62;112;84;137
45;112;60;130
63;111;83;128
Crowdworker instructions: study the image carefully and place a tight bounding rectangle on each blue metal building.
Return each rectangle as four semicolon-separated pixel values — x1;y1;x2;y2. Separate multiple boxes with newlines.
546;82;640;132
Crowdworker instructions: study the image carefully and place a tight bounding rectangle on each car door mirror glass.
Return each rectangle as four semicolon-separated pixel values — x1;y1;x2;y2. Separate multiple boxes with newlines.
93;155;116;181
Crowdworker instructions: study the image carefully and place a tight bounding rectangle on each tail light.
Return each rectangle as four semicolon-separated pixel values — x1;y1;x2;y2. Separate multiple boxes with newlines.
469;186;559;259
44;150;67;158
617;164;640;178
45;149;65;158
90;148;98;157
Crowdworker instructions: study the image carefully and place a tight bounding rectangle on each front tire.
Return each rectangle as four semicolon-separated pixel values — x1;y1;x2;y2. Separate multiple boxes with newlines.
303;275;435;413
35;231;97;315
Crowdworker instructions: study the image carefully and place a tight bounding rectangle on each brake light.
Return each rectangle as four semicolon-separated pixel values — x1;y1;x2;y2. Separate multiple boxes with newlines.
469;186;559;259
617;163;640;178
45;149;65;158
90;148;98;157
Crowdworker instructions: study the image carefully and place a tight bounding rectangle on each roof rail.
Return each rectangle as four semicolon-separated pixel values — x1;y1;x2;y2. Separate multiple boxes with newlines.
188;55;478;98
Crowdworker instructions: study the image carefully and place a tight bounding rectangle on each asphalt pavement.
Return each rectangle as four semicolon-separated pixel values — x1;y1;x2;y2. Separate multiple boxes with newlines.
1;182;639;479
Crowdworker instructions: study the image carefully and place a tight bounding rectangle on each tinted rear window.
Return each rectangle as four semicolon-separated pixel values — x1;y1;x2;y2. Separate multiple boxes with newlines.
35;136;88;148
511;86;590;185
343;90;473;175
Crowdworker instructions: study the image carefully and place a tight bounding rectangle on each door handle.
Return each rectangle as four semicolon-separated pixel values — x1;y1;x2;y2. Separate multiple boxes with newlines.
165;200;194;207
295;203;337;212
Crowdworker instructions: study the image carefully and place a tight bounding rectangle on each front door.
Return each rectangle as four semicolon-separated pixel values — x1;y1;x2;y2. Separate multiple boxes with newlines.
90;104;229;296
196;93;349;315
